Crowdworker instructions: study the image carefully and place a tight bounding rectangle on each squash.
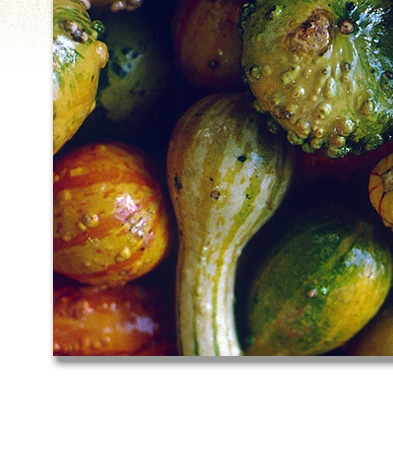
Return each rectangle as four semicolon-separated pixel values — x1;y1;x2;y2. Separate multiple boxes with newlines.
78;8;174;144
53;141;172;287
245;209;393;356
171;0;245;93
53;281;177;356
53;0;108;154
369;151;393;230
167;92;295;356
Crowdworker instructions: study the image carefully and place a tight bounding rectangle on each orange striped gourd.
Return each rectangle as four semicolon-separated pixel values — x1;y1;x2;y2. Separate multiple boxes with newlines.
53;142;172;287
369;151;393;230
167;92;295;356
53;282;177;356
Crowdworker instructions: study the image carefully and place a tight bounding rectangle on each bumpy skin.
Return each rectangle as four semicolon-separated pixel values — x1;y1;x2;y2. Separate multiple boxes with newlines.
53;282;177;356
53;142;172;287
240;0;393;158
53;0;108;155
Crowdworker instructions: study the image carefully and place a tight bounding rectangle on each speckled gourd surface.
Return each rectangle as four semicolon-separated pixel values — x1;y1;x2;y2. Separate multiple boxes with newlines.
53;0;108;154
240;0;393;159
245;209;393;356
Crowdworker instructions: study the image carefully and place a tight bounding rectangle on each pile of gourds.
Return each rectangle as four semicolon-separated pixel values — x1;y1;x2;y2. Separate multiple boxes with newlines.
53;0;393;356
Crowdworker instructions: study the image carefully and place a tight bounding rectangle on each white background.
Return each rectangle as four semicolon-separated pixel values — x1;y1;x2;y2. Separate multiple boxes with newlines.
1;1;392;448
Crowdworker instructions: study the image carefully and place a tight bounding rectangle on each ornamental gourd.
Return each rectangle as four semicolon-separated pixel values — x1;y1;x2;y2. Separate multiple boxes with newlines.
53;282;177;356
172;0;245;92
78;8;173;143
53;141;172;287
167;92;295;356
53;0;108;154
245;209;393;356
369;151;393;230
239;0;393;158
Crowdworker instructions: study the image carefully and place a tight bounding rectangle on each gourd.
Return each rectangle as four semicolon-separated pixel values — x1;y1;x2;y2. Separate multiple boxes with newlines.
53;141;173;287
239;0;393;158
369;151;393;230
167;92;295;356
53;0;108;155
53;282;177;356
245;209;393;356
78;8;173;143
171;0;245;92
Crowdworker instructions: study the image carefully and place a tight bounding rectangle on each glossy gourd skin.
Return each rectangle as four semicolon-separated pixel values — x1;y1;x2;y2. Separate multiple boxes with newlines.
240;0;393;158
53;0;108;155
369;151;393;230
53;282;177;356
245;209;393;356
167;92;295;356
53;142;172;287
172;0;245;92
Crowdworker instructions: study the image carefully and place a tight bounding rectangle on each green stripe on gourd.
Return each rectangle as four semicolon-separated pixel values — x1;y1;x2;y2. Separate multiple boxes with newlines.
245;209;393;356
167;92;295;356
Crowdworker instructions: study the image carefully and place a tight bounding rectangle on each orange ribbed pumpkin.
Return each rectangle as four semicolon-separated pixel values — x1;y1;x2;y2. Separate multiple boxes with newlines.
53;142;172;286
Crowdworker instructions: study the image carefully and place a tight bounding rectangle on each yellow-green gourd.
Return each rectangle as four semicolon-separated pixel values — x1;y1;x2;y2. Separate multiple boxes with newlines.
53;0;108;154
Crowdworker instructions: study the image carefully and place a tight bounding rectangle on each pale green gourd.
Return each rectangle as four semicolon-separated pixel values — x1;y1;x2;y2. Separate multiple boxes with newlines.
167;92;295;356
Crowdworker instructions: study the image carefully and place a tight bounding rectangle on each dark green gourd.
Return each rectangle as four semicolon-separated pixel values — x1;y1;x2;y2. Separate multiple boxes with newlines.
240;0;393;158
78;9;174;143
245;209;393;356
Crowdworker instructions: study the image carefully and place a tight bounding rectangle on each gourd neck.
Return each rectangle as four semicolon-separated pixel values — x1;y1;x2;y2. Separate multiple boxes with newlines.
176;240;242;356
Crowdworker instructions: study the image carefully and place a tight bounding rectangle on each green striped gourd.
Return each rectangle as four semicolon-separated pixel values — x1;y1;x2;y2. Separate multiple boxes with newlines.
53;0;108;154
245;209;393;356
167;92;295;356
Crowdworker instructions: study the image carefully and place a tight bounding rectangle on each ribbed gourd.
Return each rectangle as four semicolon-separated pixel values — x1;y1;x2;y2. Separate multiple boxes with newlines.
239;0;393;159
53;0;108;154
245;209;393;356
167;92;295;356
369;151;393;230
